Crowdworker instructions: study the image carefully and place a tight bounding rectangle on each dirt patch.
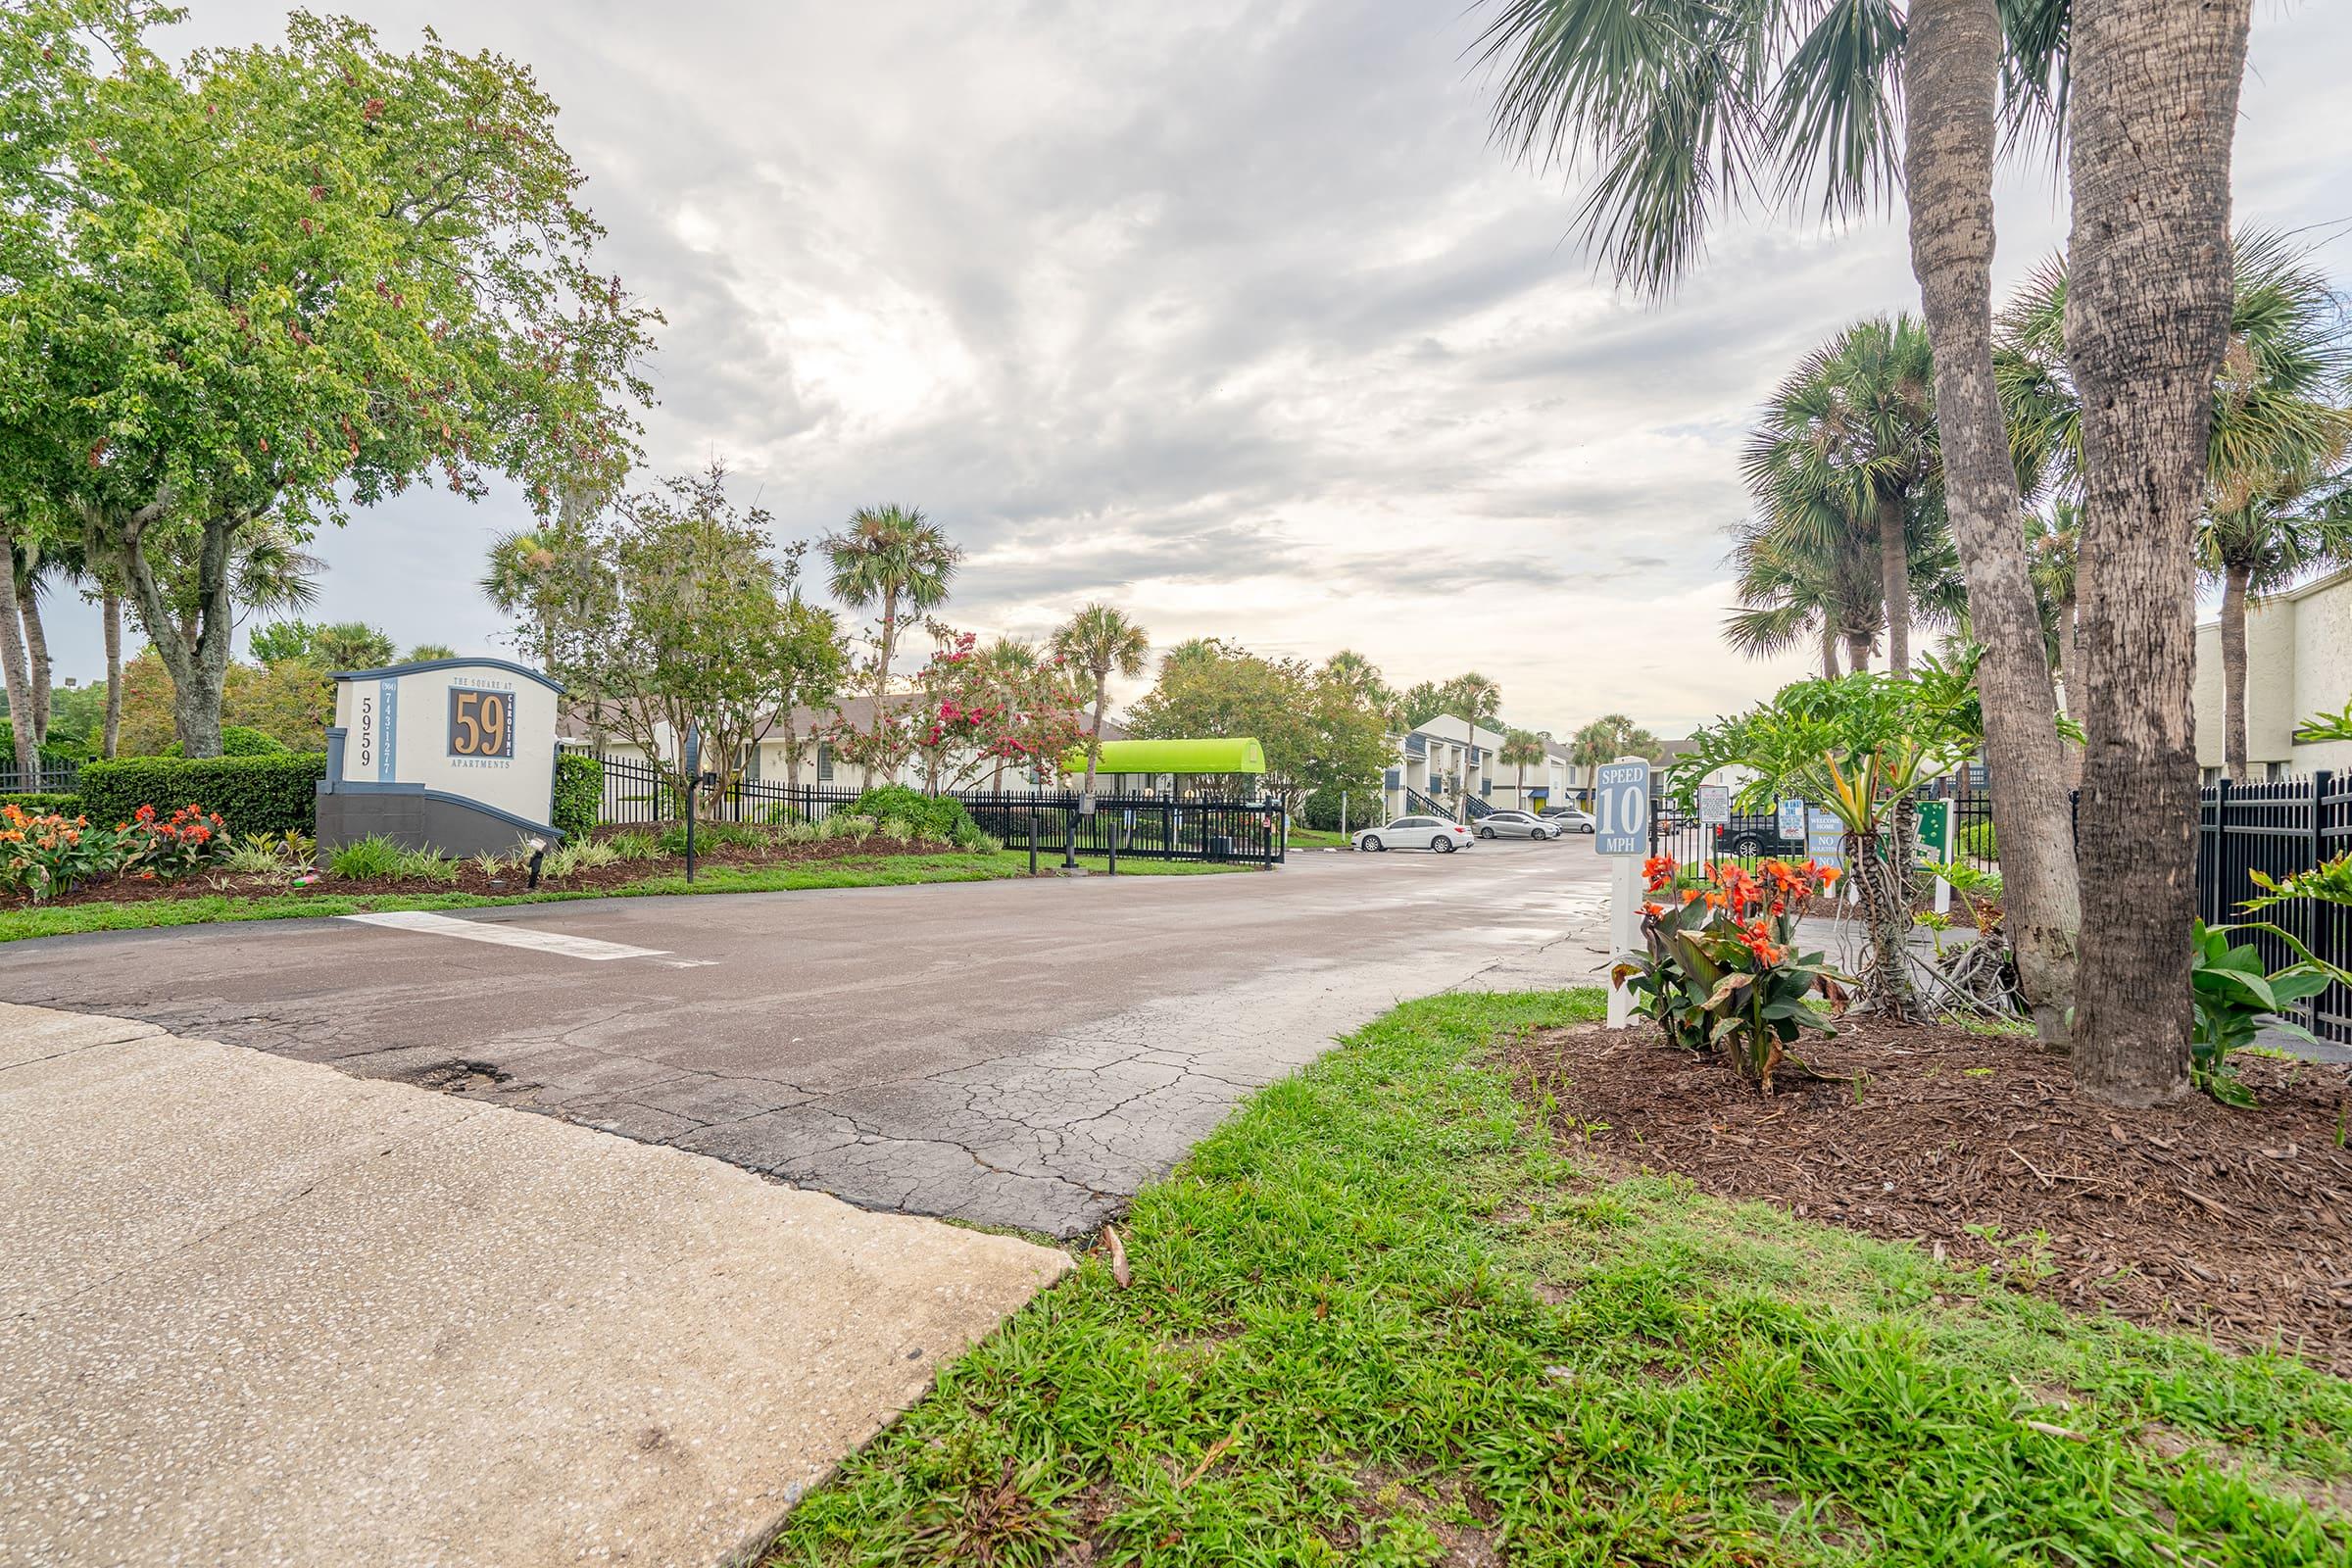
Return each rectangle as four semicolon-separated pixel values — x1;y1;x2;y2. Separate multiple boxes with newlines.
1504;1019;2352;1372
5;830;975;909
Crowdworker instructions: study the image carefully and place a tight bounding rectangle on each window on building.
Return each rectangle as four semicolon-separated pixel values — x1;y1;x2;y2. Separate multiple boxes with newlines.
816;742;834;783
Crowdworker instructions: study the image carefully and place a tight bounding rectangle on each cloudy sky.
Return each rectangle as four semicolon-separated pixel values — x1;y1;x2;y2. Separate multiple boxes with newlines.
47;1;2352;736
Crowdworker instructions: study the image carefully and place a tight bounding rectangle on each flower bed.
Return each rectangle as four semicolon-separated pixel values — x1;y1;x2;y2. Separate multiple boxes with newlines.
0;802;229;902
0;816;978;909
1505;1015;2352;1371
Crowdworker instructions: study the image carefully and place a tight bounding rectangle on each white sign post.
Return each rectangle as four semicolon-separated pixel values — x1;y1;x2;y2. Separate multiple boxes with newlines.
1594;756;1651;1030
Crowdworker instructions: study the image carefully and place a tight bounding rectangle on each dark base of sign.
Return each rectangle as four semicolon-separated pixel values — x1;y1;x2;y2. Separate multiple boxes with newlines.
317;790;560;859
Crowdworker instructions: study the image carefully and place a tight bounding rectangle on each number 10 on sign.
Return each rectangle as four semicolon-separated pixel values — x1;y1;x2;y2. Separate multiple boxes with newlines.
1595;758;1651;1030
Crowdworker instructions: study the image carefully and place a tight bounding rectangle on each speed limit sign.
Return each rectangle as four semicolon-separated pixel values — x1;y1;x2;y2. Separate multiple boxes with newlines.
1593;760;1650;856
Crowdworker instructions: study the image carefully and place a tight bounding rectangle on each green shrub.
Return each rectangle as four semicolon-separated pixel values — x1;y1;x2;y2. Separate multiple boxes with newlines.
161;725;288;758
1957;819;1996;860
0;791;82;815
327;835;405;879
1301;777;1382;832
656;818;763;857
605;830;662;861
849;785;974;844
78;753;327;837
553;752;603;840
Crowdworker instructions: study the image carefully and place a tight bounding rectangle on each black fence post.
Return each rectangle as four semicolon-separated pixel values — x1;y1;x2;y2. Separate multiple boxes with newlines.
1106;821;1118;876
1027;804;1039;875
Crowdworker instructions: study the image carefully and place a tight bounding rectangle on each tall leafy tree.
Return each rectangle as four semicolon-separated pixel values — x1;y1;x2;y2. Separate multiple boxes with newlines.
517;464;847;808
1051;603;1150;807
822;504;959;784
1475;0;2083;1043
1128;641;1389;816
2063;0;2256;1101
0;5;655;759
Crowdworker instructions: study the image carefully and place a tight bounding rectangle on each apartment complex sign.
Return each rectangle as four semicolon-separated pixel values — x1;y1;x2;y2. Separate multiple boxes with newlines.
320;657;564;857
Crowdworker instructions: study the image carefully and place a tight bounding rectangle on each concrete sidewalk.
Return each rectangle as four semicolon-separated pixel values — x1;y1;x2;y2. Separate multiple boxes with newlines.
0;1003;1070;1568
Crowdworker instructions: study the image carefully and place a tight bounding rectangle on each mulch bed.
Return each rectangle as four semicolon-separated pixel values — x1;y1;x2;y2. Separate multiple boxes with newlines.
3;830;969;909
1504;1017;2352;1373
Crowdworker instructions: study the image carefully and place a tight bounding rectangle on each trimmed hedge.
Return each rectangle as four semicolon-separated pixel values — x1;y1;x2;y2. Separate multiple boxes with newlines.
553;752;602;841
161;725;291;758
0;791;83;816
851;784;976;843
78;753;327;836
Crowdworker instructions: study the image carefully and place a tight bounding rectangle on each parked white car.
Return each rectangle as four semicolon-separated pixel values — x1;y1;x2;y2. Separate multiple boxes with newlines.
1354;815;1474;854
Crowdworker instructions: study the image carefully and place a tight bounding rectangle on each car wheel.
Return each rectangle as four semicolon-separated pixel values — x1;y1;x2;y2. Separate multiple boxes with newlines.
1536;827;1554;840
1478;826;1496;839
1733;834;1762;856
1580;823;1594;833
1361;835;1383;853
1435;836;1456;854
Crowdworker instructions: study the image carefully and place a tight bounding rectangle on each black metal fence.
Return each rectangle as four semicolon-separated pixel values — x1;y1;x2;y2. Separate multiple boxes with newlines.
580;753;1286;866
2197;771;2349;1045
0;760;80;796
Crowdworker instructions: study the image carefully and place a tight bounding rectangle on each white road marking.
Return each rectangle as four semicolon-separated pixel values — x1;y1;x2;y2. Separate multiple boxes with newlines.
339;909;671;962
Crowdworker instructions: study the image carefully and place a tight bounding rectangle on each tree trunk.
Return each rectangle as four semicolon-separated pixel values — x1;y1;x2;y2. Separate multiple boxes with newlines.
0;519;38;788
2065;0;2252;1105
2220;561;2251;780
1844;628;1873;676
1904;0;2082;1040
1081;679;1107;803
1877;492;1910;676
15;572;50;745
120;512;237;759
100;589;123;759
868;599;898;788
1821;627;1840;681
2056;592;2081;789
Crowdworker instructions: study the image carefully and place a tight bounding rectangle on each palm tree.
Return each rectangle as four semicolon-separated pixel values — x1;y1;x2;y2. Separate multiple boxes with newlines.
823;505;959;784
1445;671;1501;817
1498;728;1546;811
1740;317;1944;675
1052;605;1151;806
1475;0;2082;1045
2203;468;2352;779
2060;0;2257;1100
1725;513;1880;679
1322;649;1394;720
2001;229;2352;780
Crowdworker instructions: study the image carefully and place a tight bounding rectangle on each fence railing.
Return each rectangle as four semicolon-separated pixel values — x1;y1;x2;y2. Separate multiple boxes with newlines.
0;760;80;796
582;754;1285;866
2197;771;2348;1045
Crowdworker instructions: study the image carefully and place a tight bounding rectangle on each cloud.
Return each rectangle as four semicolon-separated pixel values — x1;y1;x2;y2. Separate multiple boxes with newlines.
38;0;2344;743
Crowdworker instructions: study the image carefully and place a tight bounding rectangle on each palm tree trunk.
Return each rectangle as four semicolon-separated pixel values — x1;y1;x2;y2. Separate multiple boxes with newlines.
1904;0;2082;1041
0;519;38;787
18;580;51;745
2064;0;2252;1105
870;600;898;788
1821;627;1840;681
101;589;123;760
1877;492;1909;676
2056;592;2081;789
1082;681;1106;803
1844;628;1873;676
2220;561;2251;780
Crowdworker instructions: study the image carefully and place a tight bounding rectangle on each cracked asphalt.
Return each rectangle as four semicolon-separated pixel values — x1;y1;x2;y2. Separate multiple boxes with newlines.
0;840;1612;1236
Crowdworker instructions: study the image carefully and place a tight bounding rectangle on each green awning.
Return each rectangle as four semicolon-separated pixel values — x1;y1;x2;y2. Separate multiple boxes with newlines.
1058;738;1266;775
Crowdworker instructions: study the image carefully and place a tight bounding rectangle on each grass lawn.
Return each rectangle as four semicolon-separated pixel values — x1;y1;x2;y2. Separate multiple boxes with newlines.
767;989;2351;1567
1287;827;1355;851
0;849;1251;944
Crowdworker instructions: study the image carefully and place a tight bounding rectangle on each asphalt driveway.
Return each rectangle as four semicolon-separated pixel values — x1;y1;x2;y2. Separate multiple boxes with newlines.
0;840;1612;1237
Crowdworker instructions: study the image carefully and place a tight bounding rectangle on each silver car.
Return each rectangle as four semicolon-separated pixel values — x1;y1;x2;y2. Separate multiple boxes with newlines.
1540;807;1596;834
1473;810;1557;841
